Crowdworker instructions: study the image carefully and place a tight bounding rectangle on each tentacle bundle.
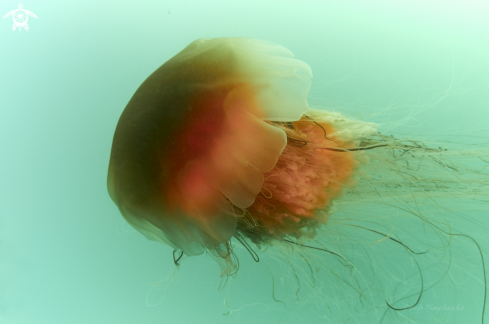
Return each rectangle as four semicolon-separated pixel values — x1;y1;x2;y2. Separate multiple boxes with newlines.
240;110;377;244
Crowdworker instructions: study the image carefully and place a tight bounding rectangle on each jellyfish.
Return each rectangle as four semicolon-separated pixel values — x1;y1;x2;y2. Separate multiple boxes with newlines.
107;37;488;321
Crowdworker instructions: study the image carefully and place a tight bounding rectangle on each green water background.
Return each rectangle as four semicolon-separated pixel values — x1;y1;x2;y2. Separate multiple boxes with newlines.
1;0;488;323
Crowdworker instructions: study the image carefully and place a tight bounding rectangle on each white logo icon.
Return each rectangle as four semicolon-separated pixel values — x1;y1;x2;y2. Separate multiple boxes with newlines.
3;3;37;32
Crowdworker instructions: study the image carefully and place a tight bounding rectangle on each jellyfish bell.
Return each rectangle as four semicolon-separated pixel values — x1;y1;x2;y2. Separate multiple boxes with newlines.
107;37;325;274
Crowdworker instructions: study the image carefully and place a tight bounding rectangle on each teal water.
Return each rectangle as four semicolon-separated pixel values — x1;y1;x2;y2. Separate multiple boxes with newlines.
1;1;488;323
